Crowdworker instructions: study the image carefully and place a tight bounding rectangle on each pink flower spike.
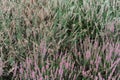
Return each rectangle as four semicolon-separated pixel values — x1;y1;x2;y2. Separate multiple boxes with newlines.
46;64;49;69
19;63;23;75
108;65;117;80
73;74;76;80
98;72;103;80
95;76;98;80
94;41;98;49
82;70;87;77
106;21;115;32
42;66;45;73
106;45;113;61
65;62;69;69
39;77;43;80
13;63;18;77
85;50;91;60
95;56;101;71
45;75;49;79
31;71;35;79
59;67;63;78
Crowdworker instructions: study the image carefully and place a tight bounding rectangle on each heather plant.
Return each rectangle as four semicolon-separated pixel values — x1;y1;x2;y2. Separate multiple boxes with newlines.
0;0;120;80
